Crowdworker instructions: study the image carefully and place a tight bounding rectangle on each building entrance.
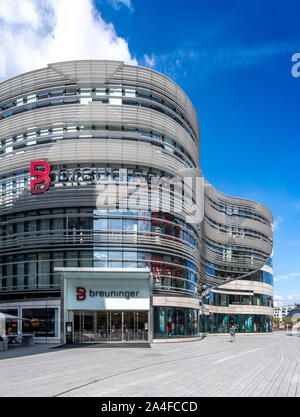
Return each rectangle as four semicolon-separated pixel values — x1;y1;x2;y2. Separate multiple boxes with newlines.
73;310;149;342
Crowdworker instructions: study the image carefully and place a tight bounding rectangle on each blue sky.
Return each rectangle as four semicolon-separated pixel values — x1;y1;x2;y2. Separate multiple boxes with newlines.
0;0;299;305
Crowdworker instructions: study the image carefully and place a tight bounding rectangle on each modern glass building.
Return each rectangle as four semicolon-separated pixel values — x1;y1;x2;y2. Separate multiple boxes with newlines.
199;183;274;334
0;60;273;343
200;258;274;333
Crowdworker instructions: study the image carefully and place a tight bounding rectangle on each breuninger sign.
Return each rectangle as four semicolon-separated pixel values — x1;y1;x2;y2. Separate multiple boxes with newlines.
63;272;151;311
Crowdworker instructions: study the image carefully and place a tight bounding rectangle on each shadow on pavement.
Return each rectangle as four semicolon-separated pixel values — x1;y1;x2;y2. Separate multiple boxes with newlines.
51;342;151;350
0;344;60;360
0;341;151;360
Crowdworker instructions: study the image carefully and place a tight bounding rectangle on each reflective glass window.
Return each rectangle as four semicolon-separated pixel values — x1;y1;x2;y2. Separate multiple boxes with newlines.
22;308;59;338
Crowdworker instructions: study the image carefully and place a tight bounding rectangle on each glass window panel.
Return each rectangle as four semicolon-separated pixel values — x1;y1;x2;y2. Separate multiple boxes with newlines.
108;218;122;231
123;251;137;260
124;89;136;97
80;88;92;96
52;252;64;286
65;251;78;267
16;222;24;234
16;256;25;290
27;94;36;103
6;257;13;291
79;251;93;268
108;251;122;260
94;251;107;260
123;218;137;231
108;261;122;268
109;88;122;96
22;308;58;338
137;251;150;268
123;261;137;268
94;209;108;215
138;219;151;232
27;254;37;288
94;217;108;231
52;217;64;231
96;88;106;96
38;253;50;288
39;219;50;232
16;98;24;106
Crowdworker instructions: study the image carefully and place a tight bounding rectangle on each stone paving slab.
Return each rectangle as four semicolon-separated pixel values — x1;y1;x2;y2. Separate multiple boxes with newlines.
0;332;299;397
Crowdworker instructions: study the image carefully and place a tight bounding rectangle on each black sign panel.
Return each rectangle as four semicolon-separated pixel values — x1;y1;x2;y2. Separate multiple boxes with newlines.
66;322;73;344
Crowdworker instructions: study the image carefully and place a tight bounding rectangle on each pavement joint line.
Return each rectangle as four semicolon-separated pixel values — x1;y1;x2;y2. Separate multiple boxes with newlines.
274;361;295;397
238;359;276;397
221;362;263;397
260;360;287;397
212;348;263;365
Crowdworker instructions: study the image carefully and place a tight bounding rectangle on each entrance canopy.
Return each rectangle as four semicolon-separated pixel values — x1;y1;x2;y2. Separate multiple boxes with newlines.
55;268;152;311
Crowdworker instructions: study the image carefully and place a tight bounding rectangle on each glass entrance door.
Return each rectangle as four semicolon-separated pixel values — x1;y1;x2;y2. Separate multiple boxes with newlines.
123;311;149;341
73;311;149;342
95;311;109;342
109;312;122;341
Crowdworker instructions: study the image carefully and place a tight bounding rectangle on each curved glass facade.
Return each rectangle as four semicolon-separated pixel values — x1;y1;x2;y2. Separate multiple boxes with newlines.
200;313;273;334
0;207;199;297
207;292;273;308
154;306;199;338
201;257;274;334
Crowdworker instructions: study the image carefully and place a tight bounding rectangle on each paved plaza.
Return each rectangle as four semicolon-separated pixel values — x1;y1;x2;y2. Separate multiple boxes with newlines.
0;331;299;397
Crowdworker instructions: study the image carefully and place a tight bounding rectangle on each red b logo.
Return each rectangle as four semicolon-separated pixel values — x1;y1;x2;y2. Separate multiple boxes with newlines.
30;161;51;194
76;287;86;301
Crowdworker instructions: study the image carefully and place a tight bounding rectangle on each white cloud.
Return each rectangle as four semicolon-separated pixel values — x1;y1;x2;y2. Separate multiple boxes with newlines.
274;294;300;307
274;272;299;282
273;216;283;231
0;0;40;28
107;0;133;11
0;53;5;78
147;41;300;82
274;275;289;282
144;54;156;68
0;0;137;81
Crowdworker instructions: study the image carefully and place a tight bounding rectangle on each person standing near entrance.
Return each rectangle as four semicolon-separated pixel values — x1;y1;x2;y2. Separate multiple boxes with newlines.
229;324;236;342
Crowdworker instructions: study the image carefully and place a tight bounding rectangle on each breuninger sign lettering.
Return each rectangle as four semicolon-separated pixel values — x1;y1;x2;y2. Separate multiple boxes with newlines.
76;287;140;301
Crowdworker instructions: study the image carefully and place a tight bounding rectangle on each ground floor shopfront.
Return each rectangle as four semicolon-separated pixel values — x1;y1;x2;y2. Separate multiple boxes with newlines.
0;300;61;342
1;302;273;342
200;313;273;333
0;301;200;343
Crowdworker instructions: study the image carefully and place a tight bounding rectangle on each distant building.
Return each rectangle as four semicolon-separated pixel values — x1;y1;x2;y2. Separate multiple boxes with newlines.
286;308;300;324
274;305;294;321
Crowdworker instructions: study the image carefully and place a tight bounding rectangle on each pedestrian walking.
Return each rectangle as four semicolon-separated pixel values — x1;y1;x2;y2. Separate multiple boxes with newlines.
229;324;236;342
